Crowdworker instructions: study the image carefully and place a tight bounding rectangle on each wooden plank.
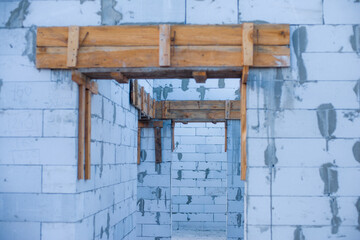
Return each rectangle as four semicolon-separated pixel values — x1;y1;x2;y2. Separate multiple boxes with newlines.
110;72;128;83
138;121;163;128
155;100;241;121
193;71;207;83
85;89;91;180
147;93;151;116
159;24;171;67
66;26;80;67
154;127;162;164
242;66;249;84
78;84;85;180
225;100;231;119
240;82;247;181
71;71;98;94
36;45;290;69
137;127;141;165
242;23;254;66
37;24;289;47
140;87;145;112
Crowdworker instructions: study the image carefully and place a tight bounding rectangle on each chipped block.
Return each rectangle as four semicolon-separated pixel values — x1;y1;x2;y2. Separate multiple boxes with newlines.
0;165;41;193
186;0;238;24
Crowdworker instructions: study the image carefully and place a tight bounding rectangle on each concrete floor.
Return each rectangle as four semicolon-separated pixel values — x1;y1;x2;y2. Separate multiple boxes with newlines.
172;230;226;240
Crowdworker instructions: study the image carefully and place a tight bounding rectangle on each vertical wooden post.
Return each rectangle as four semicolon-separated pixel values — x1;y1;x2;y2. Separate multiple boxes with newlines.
240;70;248;181
78;85;85;179
159;24;171;67
154;127;162;164
85;89;91;180
137;127;141;165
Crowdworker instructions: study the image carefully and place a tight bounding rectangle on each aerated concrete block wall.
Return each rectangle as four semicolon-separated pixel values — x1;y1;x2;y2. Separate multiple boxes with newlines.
172;122;227;232
1;0;360;240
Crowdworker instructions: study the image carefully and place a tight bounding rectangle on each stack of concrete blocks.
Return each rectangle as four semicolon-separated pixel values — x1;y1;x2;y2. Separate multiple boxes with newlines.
137;121;172;239
171;122;227;232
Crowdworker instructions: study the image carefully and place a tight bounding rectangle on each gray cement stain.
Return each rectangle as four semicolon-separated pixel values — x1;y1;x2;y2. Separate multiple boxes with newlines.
155;212;160;225
196;86;207;100
101;98;105;120
177;153;183;160
6;0;30;28
100;142;104;178
99;0;122;25
163;85;173;100
354;80;360;106
155;163;161;174
356;197;360;230
113;104;116;124
292;27;308;84
350;25;360;53
264;142;279;167
218;79;225;88
140;150;147;161
316;103;337;151
153;87;162;100
319;163;339;195
0;79;3;94
137;171;147;183
181;79;189;91
294;226;305;240
137;198;145;216
330;197;342;234
352;141;360;164
176;170;182;180
205;168;210;179
23;26;36;64
186;195;192;204
154;187;162;202
236;188;243;201
105;212;110;239
237;213;242;227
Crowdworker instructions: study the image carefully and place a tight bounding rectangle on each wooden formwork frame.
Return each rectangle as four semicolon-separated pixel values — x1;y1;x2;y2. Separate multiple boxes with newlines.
36;23;290;180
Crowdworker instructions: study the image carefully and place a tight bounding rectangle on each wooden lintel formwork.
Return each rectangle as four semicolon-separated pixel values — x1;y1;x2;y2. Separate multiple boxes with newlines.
155;100;240;122
36;24;290;79
130;80;156;119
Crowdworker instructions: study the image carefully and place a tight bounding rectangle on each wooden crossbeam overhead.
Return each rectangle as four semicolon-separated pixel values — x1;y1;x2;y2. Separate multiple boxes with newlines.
155;100;240;121
36;24;290;76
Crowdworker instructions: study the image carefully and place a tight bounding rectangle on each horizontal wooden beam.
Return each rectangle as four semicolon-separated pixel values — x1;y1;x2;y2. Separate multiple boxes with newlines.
138;121;163;128
155;100;240;121
37;24;289;47
193;71;207;83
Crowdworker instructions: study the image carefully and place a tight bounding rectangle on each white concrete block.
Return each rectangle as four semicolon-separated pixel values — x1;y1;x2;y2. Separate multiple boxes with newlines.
239;0;323;24
0;56;51;82
272;197;331;225
196;144;223;153
43;110;77;137
247;167;270;196
42;166;77;193
196;127;224;136
0;81;77;109
24;0;101;27
338;168;360;196
0;222;40;240
142;224;171;237
272;168;324;196
116;0;185;24
186;0;237;24
0;28;27;55
324;0;360;24
247;196;271;225
42;222;76;240
0;165;41;193
304;25;356;53
0;110;42;137
0;138;76;165
304;53;360;80
0;1;18;27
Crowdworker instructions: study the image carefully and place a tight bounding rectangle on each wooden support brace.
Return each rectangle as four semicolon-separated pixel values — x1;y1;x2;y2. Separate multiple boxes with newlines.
110;72;129;84
140;87;145;112
72;71;98;94
147;93;151;116
154;127;162;163
240;74;247;181
225;121;228;153
159;24;171;67
67;26;80;68
137;127;141;165
225;100;231;119
85;88;91;180
242;23;254;68
193;71;207;83
78;84;85;179
171;120;175;152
